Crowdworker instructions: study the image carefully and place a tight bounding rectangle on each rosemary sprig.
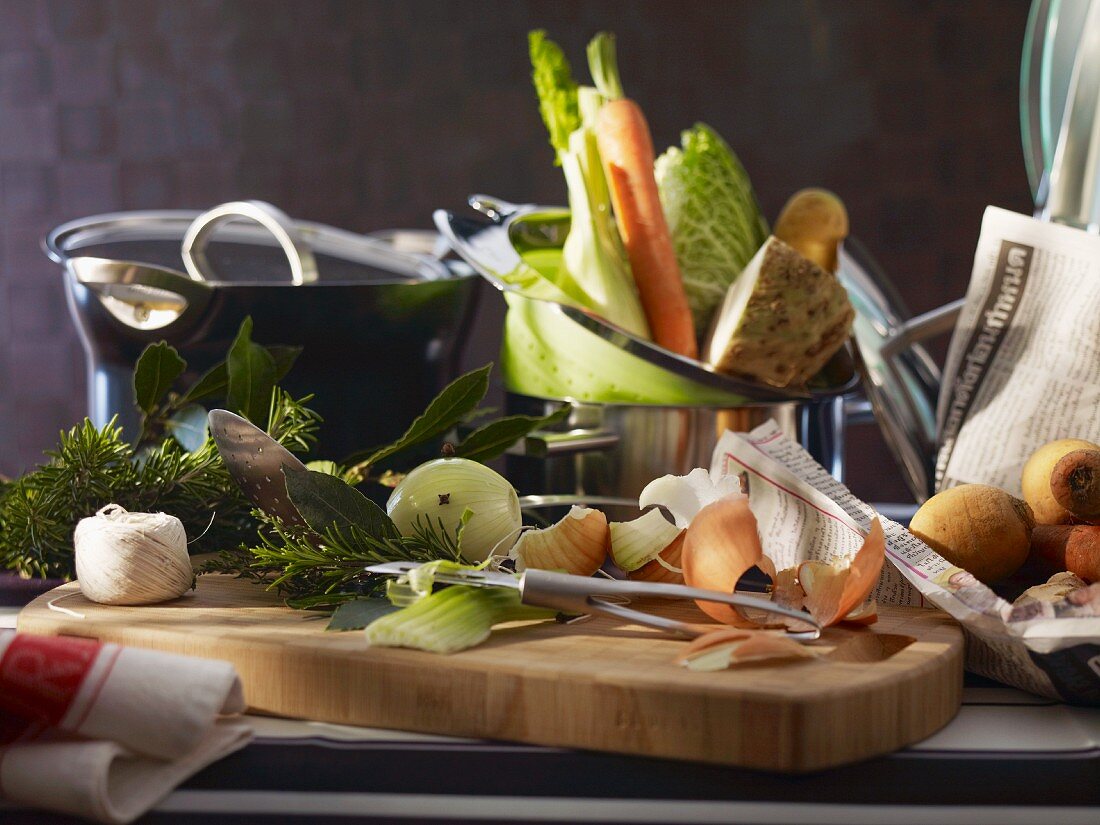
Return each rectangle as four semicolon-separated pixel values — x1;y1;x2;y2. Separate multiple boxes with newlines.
205;512;463;609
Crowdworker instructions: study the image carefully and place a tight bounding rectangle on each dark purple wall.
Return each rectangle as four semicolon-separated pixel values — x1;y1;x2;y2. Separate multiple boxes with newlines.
0;0;1033;502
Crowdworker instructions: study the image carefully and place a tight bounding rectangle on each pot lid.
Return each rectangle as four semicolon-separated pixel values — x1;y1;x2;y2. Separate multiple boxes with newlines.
45;200;455;286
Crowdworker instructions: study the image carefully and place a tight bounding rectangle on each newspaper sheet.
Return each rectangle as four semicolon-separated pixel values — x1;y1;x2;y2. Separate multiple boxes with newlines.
936;207;1100;492
715;419;1100;704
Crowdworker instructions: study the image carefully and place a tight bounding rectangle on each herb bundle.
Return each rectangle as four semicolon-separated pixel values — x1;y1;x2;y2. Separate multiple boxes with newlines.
0;319;315;579
208;365;568;609
1;320;565;609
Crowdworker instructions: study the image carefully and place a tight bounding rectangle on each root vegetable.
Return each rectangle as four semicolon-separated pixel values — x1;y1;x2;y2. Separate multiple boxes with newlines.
773;188;849;273
1050;449;1100;522
588;34;697;358
1029;524;1100;583
1015;571;1088;605
909;484;1034;585
1022;438;1100;525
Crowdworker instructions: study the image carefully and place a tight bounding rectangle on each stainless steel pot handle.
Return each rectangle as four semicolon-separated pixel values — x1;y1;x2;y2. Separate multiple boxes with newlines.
519;428;621;457
182;200;320;285
66;256;212;331
468;194;530;225
880;298;965;361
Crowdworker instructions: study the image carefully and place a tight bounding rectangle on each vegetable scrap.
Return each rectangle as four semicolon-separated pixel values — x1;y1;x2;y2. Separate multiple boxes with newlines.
510;506;608;576
639;467;743;529
609;508;683;575
677;628;816;672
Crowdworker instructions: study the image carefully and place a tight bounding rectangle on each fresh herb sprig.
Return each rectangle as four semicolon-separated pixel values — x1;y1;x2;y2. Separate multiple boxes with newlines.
205;510;464;609
208;367;568;612
0;319;314;580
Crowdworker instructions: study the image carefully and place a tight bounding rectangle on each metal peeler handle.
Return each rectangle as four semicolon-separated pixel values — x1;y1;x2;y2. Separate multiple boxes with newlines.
519;569;821;641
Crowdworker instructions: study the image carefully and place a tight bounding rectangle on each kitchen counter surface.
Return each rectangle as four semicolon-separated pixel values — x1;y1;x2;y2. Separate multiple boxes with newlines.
2;604;1099;823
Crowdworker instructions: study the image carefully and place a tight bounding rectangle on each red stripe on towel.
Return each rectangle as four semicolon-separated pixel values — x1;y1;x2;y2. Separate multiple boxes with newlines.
0;634;102;732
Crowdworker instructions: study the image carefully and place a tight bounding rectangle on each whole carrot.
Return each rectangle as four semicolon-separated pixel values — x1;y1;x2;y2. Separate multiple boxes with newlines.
1030;524;1100;582
1050;449;1100;522
588;34;697;359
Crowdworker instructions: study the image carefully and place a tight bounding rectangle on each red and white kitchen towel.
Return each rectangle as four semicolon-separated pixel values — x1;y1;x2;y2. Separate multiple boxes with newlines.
0;630;252;823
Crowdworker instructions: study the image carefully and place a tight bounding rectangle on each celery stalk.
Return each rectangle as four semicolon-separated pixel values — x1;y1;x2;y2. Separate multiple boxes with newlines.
560;127;650;339
365;585;554;654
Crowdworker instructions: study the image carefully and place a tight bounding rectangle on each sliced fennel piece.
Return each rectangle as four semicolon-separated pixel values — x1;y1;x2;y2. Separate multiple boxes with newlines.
559;126;650;339
638;468;744;529
387;558;481;611
384;558;490;608
609;509;682;572
365;585;554;654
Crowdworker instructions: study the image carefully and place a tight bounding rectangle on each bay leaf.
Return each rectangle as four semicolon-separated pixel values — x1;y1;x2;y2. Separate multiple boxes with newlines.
327;597;399;631
359;363;492;469
167;403;210;452
455;404;570;462
226;316;277;425
284;466;400;539
133;341;186;414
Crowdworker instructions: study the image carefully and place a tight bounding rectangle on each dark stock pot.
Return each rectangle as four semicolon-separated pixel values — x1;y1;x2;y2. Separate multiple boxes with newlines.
45;200;479;460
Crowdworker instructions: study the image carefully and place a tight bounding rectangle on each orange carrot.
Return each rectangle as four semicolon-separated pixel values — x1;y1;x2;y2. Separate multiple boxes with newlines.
596;99;697;359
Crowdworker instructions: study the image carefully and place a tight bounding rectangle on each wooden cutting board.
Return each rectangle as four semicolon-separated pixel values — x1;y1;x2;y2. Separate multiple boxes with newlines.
19;574;963;772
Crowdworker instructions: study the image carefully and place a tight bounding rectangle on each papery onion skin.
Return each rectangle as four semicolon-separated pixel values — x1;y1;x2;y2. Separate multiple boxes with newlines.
639;468;744;529
387;458;522;562
629;532;685;584
681;496;763;625
609;508;682;572
511;506;608;575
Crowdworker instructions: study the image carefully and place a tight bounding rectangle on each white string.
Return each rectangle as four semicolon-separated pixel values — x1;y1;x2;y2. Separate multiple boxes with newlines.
46;593;86;620
187;511;218;545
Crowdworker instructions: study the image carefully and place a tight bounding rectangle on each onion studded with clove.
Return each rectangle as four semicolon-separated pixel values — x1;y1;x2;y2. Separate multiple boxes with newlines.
387;457;522;562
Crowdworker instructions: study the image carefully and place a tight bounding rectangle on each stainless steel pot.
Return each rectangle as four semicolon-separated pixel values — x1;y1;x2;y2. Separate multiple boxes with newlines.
45;200;479;460
504;393;857;501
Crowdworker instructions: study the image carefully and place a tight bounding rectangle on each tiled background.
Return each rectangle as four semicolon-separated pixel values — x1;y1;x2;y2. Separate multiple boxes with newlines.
0;0;1034;502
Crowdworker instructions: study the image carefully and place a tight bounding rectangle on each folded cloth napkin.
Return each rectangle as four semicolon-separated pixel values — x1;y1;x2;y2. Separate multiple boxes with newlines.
0;630;252;823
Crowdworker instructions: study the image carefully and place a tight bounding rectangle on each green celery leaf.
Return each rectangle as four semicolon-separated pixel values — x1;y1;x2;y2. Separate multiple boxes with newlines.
455;404;570;462
226;317;277;425
529;30;580;160
284;467;400;540
327;597;399;631
133;341;186;414
360;364;492;470
166;403;210;452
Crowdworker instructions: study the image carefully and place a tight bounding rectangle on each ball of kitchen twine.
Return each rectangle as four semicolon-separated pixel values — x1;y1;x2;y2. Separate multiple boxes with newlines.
74;504;194;605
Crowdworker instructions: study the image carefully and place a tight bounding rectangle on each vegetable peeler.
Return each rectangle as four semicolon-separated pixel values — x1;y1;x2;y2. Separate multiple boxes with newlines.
365;561;821;641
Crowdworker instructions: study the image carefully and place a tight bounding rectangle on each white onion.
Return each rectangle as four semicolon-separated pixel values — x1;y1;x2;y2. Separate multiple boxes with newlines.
387;458;522;562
